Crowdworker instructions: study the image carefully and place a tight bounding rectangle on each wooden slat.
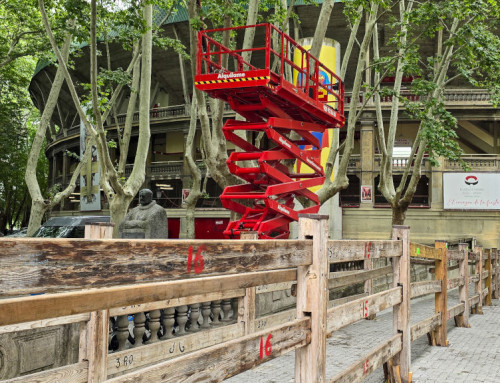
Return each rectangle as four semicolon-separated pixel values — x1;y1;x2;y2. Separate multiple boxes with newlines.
329;266;392;289
469;251;480;261
482;287;489;299
107;323;244;376
329;334;402;383
0;269;296;326
410;280;441;299
255;281;294;294
109;289;244;316
410;314;441;342
327;287;402;334
447;303;465;320
254;309;296;332
448;249;466;261
447;277;464;290
0;238;311;296
105;318;310;383
410;243;443;260
328;293;369;309
327;240;402;263
2;362;88;383
469;294;480;306
469;274;480;283
482;270;489;279
0;313;89;335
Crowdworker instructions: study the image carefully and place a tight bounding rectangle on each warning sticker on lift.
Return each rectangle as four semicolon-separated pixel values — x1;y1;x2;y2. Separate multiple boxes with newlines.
195;73;269;85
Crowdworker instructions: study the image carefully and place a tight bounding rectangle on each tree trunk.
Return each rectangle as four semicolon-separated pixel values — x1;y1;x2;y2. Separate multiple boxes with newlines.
391;204;407;226
26;199;48;237
110;193;134;238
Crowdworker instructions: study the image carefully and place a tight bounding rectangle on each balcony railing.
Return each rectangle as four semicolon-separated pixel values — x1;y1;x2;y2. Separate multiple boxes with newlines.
345;89;494;108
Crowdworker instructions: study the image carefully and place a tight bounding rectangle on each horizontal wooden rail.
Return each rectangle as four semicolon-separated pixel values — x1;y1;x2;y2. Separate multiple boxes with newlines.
0;313;90;335
0;238;311;296
410;243;443;260
255;281;294;294
109;289;245;316
329;334;402;383
447;277;464;290
253;309;297;332
469;294;480;306
329;266;392;289
410;281;441;299
327;240;402;263
469;274;480;283
410;314;441;342
469;251;481;261
447;303;465;321
482;270;489;279
327;287;402;334
3;362;88;383
105;318;310;383
108;322;245;376
447;249;466;260
0;269;297;326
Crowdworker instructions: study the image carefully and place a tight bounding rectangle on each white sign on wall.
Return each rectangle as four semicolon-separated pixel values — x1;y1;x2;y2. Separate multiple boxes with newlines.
443;172;500;210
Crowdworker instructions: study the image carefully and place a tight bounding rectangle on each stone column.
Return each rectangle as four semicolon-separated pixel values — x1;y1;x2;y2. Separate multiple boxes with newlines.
431;156;445;209
360;116;375;207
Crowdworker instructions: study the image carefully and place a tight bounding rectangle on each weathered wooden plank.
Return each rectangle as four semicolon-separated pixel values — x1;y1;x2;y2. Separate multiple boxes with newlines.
447;303;465;320
329;334;402;383
329;266;393;289
0;269;296;326
295;215;329;382
410;314;441;342
447;277;464;290
254;309;297;332
109;289;244;316
0;313;89;335
328;293;369;309
107;323;244;376
0;238;311;296
448;249;466;261
434;241;448;347
410;280;441;299
469;274;480;283
469;294;480;306
105;318;310;383
87;310;109;383
2;362;88;383
256;281;294;294
410;258;435;265
482;287;489;299
410;243;443;260
482;270;489;279
327;240;402;263
469;251;480;261
327;287;402;334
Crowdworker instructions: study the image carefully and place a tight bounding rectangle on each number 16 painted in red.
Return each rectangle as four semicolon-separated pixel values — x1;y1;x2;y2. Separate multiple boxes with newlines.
259;334;272;359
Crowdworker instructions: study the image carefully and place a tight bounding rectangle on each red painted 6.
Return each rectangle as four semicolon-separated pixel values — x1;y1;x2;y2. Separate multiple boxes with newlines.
259;334;272;359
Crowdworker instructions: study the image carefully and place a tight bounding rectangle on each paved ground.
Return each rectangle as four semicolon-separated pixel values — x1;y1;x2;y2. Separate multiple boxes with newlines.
227;290;500;383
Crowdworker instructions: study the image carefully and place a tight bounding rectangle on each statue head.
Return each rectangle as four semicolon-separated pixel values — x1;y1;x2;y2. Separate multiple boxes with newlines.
138;189;153;206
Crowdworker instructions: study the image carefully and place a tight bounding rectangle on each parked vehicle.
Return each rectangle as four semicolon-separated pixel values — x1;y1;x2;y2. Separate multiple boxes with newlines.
33;216;110;238
5;228;28;237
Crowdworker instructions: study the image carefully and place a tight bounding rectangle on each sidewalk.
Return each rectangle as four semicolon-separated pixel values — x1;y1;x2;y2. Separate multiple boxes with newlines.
227;292;500;382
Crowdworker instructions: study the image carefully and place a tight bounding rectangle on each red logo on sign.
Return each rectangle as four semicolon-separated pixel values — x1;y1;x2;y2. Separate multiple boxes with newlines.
465;175;478;185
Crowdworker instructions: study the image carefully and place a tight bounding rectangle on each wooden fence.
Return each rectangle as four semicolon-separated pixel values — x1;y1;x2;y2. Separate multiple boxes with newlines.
0;216;498;383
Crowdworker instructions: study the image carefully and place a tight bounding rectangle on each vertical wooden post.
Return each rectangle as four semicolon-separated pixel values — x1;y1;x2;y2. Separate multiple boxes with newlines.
238;231;258;335
391;226;411;383
493;248;499;299
364;256;375;320
433;240;448;347
295;214;329;383
475;246;484;314
456;243;469;328
84;223;113;382
485;249;492;306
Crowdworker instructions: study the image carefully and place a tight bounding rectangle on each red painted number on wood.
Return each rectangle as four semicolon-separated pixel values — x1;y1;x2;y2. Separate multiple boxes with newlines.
363;359;369;374
362;300;369;318
364;242;372;259
259;334;272;359
187;245;205;274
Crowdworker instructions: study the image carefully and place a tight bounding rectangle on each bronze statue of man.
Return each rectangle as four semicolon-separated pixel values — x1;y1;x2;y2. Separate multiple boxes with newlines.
118;189;168;238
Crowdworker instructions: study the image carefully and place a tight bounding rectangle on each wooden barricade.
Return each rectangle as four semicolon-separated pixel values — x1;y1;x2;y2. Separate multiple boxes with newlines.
327;226;410;383
0;220;498;383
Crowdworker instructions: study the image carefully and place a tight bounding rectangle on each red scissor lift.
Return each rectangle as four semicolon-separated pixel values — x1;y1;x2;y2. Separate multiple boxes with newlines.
195;24;345;239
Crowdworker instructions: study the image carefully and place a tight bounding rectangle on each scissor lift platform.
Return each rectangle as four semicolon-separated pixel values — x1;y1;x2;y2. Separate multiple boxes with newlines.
195;24;345;239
